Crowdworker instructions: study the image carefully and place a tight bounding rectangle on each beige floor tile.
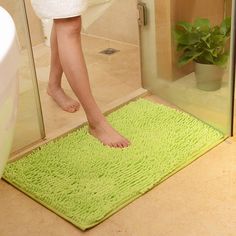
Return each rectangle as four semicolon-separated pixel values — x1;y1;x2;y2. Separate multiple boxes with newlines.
33;35;141;136
12;89;42;152
1;95;236;236
5;31;236;236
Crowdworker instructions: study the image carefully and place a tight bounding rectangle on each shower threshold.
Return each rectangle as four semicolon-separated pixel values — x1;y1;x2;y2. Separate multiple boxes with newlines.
9;88;148;162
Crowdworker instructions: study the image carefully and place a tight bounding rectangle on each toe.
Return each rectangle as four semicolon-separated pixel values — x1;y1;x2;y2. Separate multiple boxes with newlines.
71;104;78;112
70;108;76;113
121;136;130;145
75;104;80;111
112;143;117;148
67;106;76;113
117;143;123;148
122;142;128;148
112;143;119;148
105;142;114;148
123;140;130;147
125;139;131;146
73;102;80;108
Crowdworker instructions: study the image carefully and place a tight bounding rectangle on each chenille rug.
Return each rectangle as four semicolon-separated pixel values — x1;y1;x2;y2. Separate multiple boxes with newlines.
3;99;225;230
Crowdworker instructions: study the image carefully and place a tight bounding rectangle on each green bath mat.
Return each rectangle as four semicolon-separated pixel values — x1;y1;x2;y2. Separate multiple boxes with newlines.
3;99;225;230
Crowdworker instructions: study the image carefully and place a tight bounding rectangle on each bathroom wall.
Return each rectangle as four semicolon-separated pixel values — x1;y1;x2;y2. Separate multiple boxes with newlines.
155;0;226;81
82;0;139;45
226;0;232;16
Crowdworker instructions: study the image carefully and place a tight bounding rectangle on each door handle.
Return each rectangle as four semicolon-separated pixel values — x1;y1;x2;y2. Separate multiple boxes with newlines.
137;2;148;26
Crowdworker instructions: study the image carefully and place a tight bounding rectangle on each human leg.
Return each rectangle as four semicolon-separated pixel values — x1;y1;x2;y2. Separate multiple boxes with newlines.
54;17;130;148
47;23;80;113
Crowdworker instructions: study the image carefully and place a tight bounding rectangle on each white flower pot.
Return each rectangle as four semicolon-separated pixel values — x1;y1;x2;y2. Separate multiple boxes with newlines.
195;62;225;91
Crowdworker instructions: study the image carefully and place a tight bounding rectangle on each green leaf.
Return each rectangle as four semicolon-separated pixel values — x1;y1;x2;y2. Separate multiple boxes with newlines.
200;33;211;48
178;50;202;66
220;17;231;36
214;52;229;66
176;21;192;32
173;17;231;67
206;48;218;57
212;34;225;43
201;33;211;42
204;52;215;64
194;18;210;31
212;26;221;34
178;32;201;45
177;44;190;51
173;28;185;41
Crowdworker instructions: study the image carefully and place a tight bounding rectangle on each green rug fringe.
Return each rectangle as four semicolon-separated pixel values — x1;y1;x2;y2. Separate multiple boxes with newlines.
3;99;226;230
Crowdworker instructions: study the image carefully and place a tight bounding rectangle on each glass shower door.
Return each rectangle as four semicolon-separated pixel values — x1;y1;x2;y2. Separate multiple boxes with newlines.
0;0;45;153
138;0;236;135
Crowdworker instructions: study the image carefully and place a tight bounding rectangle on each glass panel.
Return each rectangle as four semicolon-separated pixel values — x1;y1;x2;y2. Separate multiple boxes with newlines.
26;0;141;136
0;0;45;152
139;0;235;135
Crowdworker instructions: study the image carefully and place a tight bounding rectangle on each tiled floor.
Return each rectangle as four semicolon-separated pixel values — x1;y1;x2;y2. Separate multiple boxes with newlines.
149;72;231;133
12;34;142;152
1;94;236;236
34;34;142;135
2;34;236;235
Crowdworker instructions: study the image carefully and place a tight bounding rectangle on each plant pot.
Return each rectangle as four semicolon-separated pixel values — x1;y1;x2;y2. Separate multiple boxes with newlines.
195;62;225;91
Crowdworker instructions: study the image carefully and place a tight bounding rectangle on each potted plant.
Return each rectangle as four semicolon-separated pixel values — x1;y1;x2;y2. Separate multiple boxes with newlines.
174;17;231;91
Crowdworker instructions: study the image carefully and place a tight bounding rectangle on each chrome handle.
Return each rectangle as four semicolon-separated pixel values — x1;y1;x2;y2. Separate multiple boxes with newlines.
137;2;147;26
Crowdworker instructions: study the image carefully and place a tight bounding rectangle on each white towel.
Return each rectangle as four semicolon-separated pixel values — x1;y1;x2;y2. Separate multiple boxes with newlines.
31;0;113;30
31;0;88;19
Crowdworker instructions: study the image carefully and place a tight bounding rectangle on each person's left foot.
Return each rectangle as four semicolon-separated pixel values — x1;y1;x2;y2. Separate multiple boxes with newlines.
47;86;80;113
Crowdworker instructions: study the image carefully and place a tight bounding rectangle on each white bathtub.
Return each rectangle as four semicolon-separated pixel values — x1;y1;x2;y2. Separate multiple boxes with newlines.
0;7;19;178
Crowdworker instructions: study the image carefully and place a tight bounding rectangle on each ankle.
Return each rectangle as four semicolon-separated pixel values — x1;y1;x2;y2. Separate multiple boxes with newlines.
47;83;61;93
88;116;107;129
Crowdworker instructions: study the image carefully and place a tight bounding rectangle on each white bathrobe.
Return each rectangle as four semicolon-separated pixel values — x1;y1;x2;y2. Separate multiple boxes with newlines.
31;0;113;29
31;0;88;19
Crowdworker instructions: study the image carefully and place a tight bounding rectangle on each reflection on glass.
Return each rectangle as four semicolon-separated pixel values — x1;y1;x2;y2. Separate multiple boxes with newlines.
0;0;45;152
140;0;235;135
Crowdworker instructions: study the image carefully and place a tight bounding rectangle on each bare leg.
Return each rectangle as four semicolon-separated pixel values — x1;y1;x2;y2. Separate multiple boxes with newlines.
54;16;130;148
47;23;80;113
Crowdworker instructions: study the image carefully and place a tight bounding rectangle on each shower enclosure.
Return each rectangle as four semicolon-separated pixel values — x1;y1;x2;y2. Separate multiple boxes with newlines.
139;0;236;135
1;0;235;156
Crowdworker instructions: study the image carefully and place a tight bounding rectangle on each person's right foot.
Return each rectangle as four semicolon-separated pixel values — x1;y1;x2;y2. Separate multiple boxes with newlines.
47;87;80;113
88;119;130;148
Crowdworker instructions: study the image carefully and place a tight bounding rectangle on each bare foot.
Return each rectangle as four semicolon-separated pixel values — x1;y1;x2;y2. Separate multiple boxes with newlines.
89;120;130;148
47;87;80;113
